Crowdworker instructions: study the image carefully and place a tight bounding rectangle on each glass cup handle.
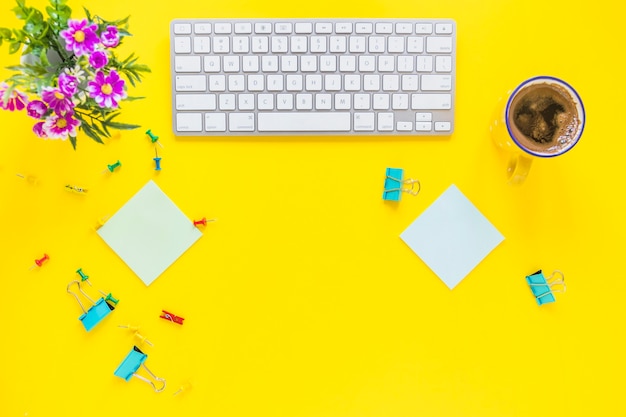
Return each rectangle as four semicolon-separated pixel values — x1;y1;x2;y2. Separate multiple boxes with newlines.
507;153;533;184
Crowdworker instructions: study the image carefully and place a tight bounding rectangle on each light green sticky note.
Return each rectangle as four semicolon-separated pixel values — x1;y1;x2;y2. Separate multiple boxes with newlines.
400;184;504;289
97;180;202;286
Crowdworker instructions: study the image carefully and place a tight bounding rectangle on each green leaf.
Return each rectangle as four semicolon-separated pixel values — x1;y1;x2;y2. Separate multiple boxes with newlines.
105;121;141;130
83;7;92;22
9;41;21;54
69;135;77;150
79;122;105;144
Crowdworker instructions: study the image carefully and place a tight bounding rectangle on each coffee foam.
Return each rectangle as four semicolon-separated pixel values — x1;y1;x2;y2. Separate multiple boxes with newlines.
508;83;581;155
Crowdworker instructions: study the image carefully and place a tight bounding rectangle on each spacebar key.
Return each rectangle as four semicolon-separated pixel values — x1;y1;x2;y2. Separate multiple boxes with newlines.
258;112;351;132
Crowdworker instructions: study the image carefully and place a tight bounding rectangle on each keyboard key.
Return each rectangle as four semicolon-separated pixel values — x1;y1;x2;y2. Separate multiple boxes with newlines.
426;36;453;53
175;56;201;72
175;75;206;91
205;113;226;131
421;75;453;91
411;94;452;110
258;112;351;131
176;94;216;110
229;113;255;131
435;121;452;131
177;113;202;131
174;23;192;34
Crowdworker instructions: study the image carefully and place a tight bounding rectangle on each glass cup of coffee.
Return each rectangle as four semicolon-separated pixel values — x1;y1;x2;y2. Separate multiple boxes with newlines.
491;76;585;184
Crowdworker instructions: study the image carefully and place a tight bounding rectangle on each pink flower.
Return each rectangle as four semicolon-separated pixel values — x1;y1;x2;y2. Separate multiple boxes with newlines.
42;113;81;140
0;82;28;111
89;50;108;69
60;19;100;57
42;87;74;115
59;73;78;96
101;26;120;48
87;70;126;108
33;121;46;137
27;100;48;119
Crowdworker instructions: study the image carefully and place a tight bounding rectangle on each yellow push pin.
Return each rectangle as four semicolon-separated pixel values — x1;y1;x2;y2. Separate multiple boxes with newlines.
173;380;193;396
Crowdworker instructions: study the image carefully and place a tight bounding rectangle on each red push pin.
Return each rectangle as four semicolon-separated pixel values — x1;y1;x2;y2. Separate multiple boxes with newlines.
30;253;49;270
160;310;184;325
193;217;216;227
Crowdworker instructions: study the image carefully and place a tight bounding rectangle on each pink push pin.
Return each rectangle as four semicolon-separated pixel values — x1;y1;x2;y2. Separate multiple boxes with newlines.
30;253;50;270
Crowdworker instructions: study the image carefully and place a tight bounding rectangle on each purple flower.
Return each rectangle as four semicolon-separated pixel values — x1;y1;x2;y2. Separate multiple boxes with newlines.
33;121;46;137
87;70;127;108
0;82;28;111
42;113;81;140
60;19;100;57
100;25;120;48
89;50;109;69
27;100;48;119
58;73;78;96
42;87;74;115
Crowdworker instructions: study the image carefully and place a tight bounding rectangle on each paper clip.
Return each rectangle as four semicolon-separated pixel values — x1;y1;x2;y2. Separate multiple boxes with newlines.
382;168;420;201
160;310;184;325
114;346;166;392
525;270;566;306
67;280;118;331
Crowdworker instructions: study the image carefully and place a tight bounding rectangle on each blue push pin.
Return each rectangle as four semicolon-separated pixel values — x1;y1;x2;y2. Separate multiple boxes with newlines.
525;270;566;306
146;129;163;148
103;160;122;173
114;346;166;392
153;149;162;171
382;168;421;201
67;280;116;331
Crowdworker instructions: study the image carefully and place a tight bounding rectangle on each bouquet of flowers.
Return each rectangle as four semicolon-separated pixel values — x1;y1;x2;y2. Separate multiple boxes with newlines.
0;0;150;149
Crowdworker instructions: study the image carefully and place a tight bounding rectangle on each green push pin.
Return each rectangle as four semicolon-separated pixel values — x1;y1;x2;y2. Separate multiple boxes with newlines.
76;268;90;282
146;129;163;148
103;160;122;173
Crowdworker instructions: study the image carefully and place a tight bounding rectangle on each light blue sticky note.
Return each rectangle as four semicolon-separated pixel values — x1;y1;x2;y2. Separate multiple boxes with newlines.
400;184;504;289
97;180;202;286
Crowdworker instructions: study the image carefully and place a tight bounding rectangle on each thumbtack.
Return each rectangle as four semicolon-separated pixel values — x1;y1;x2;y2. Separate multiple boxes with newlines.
93;215;110;230
76;268;89;282
119;325;153;346
146;129;163;148
119;324;142;332
134;331;154;347
160;310;184;325
30;253;49;270
65;184;88;194
193;217;216;227
16;173;39;185
103;160;122;173
173;380;193;396
153;149;162;171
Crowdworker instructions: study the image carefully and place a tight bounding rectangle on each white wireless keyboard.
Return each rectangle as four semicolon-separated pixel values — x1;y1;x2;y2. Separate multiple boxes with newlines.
170;19;456;136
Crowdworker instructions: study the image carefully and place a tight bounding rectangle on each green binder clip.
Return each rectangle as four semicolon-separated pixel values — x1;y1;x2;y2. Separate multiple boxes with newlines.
67;280;118;331
525;270;566;306
114;346;166;392
383;168;420;201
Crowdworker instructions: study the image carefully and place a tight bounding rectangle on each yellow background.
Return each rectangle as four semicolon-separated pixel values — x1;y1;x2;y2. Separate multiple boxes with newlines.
1;1;625;416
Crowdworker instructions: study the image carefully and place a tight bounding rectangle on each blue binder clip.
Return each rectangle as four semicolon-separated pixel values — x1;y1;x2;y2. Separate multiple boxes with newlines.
383;168;420;201
67;280;118;331
114;346;166;392
525;270;566;305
